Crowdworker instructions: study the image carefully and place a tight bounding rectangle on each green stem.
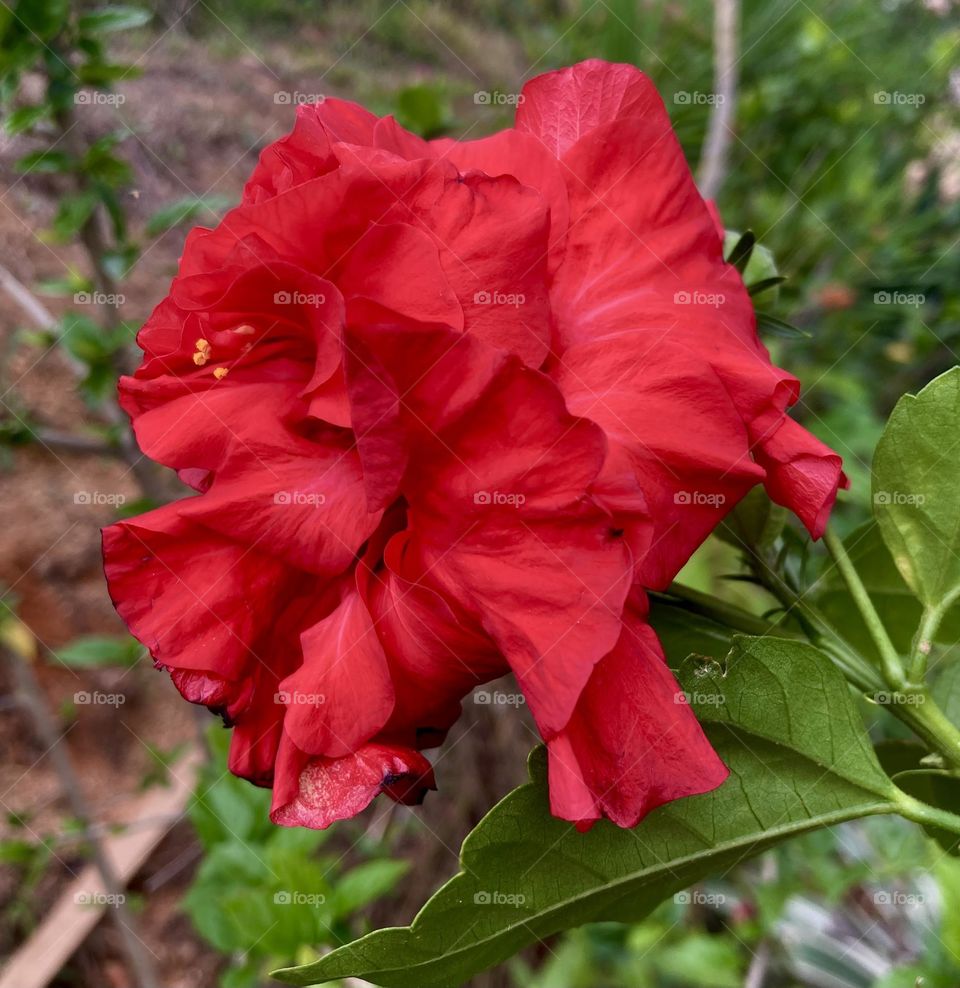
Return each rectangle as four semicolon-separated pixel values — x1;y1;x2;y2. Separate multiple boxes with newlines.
896;788;960;837
822;528;907;690
895;691;960;771
910;605;943;682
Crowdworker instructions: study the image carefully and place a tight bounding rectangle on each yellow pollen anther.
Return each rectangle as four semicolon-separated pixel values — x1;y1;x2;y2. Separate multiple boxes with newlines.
213;367;229;380
194;338;211;352
233;324;256;336
192;351;209;366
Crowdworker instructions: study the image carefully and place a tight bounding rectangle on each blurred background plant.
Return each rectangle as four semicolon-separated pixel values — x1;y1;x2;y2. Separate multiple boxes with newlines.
1;0;960;986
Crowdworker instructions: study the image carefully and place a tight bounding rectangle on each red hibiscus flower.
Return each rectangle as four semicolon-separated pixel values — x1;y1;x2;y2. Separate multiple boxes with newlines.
103;59;846;831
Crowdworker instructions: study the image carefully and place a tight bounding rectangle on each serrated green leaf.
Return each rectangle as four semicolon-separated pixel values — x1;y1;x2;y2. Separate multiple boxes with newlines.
274;637;900;988
873;367;960;612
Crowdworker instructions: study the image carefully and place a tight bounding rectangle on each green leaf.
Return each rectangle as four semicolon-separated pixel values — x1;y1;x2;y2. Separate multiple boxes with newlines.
747;275;787;297
755;311;812;340
724;230;755;273
329;860;409;918
716;486;788;555
873;367;960;612
145;195;232;236
274;637;900;988
78;6;152;33
5;104;47;135
54;634;141;667
51;192;98;241
15;149;74;174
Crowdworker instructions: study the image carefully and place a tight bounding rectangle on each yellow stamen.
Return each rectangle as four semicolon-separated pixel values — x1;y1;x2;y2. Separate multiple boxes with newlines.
213;366;229;380
192;351;209;366
194;338;211;352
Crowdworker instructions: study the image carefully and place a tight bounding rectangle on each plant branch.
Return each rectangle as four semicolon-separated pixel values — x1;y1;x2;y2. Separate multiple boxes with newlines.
698;0;740;199
822;528;907;689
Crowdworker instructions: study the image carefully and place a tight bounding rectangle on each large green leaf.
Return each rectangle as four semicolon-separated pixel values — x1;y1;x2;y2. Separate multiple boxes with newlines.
873;367;960;612
274;637;901;988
